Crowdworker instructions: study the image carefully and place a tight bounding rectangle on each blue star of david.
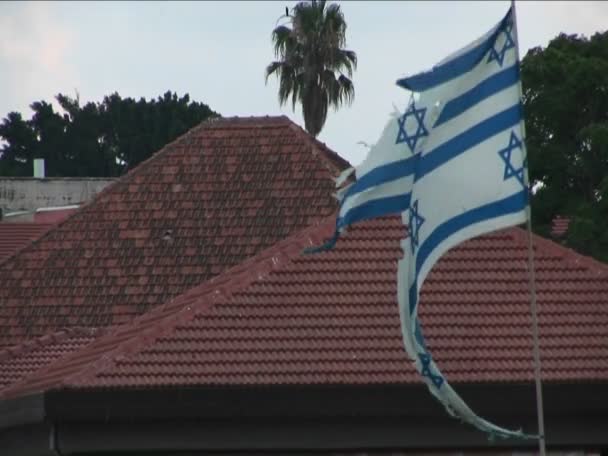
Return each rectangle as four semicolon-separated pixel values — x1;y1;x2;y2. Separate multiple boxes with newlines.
498;130;525;187
419;353;444;389
487;21;515;67
396;102;429;153
409;199;425;251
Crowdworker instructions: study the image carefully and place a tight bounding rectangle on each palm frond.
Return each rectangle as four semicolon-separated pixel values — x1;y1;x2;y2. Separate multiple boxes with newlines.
265;0;356;136
278;64;296;106
337;74;355;106
327;48;357;75
291;71;306;111
321;70;354;109
322;3;346;48
271;25;295;58
265;61;284;83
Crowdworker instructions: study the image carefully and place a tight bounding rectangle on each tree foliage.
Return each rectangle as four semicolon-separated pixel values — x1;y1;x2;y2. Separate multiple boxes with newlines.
265;0;357;137
522;31;608;261
0;91;218;177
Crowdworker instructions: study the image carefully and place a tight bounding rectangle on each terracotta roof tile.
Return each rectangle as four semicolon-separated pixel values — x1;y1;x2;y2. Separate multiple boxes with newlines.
32;208;78;224
3;215;608;399
0;327;101;389
0;116;348;349
0;223;54;264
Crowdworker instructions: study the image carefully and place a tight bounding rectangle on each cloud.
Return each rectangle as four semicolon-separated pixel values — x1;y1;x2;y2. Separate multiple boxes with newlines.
1;1;606;166
539;1;608;37
0;2;78;117
518;2;608;54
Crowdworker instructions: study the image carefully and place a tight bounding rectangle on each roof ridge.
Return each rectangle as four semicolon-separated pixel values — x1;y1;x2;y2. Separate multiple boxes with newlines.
0;112;348;350
102;212;337;335
0;222;54;227
0;115;221;272
509;226;608;277
0;223;56;268
286;121;352;174
66;216;337;386
0;114;346;271
204;115;291;125
0;216;337;398
0;327;105;364
4;218;608;394
204;115;351;173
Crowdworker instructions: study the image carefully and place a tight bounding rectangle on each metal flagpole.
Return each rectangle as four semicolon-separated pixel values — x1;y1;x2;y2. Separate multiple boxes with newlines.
510;1;547;454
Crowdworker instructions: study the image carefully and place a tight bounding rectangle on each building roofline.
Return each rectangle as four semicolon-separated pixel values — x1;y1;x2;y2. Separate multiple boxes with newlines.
0;115;349;273
0;215;337;399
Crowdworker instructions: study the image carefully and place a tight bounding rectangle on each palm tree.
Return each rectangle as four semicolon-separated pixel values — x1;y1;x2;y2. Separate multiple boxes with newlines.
265;0;357;137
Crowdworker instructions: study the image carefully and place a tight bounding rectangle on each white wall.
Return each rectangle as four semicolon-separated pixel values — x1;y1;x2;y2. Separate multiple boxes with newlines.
0;177;115;212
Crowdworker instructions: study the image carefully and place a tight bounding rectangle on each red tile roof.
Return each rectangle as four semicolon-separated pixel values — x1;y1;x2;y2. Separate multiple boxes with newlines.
550;215;571;238
0;223;54;264
0;327;100;389
0;116;348;349
33;208;78;224
3;215;608;399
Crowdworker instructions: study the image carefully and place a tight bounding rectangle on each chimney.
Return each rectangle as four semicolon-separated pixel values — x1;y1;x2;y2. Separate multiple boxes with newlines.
33;159;45;178
550;215;570;239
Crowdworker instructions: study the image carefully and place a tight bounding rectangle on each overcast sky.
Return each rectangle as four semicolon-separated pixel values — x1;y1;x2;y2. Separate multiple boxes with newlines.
1;1;606;166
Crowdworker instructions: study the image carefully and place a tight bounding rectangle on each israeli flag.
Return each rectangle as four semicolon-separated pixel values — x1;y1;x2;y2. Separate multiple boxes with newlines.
306;110;418;253
396;7;532;439
307;6;535;439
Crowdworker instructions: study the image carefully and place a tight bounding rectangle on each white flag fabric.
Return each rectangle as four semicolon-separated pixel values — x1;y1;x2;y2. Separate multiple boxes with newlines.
306;6;535;440
306;109;418;253
395;7;533;439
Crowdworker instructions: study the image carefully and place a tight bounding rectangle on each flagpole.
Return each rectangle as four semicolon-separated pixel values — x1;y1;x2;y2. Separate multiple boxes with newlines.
510;1;547;454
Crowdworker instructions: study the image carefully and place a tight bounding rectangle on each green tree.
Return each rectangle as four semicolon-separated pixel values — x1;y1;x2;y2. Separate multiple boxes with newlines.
265;0;357;137
522;31;608;261
0;91;218;178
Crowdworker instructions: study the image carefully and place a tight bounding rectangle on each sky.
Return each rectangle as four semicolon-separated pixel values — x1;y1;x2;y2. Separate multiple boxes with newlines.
0;1;607;167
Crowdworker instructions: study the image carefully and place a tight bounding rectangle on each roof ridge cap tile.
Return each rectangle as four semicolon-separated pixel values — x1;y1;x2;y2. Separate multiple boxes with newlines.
510;226;608;277
0;116;219;272
0;115;337;273
286;122;352;173
50;217;336;389
0;330;67;363
0;223;57;268
206;115;291;127
0;222;54;228
154;214;336;307
89;214;336;348
0;217;337;398
0;326;104;364
0;327;106;398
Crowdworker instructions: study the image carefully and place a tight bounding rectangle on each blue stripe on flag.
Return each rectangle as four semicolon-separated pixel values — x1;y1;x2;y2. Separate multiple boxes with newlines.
414;318;427;349
416;103;522;181
342;156;417;202
408;280;418;315
304;193;411;255
414;189;527;280
396;9;512;92
338;193;411;229
434;64;520;127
